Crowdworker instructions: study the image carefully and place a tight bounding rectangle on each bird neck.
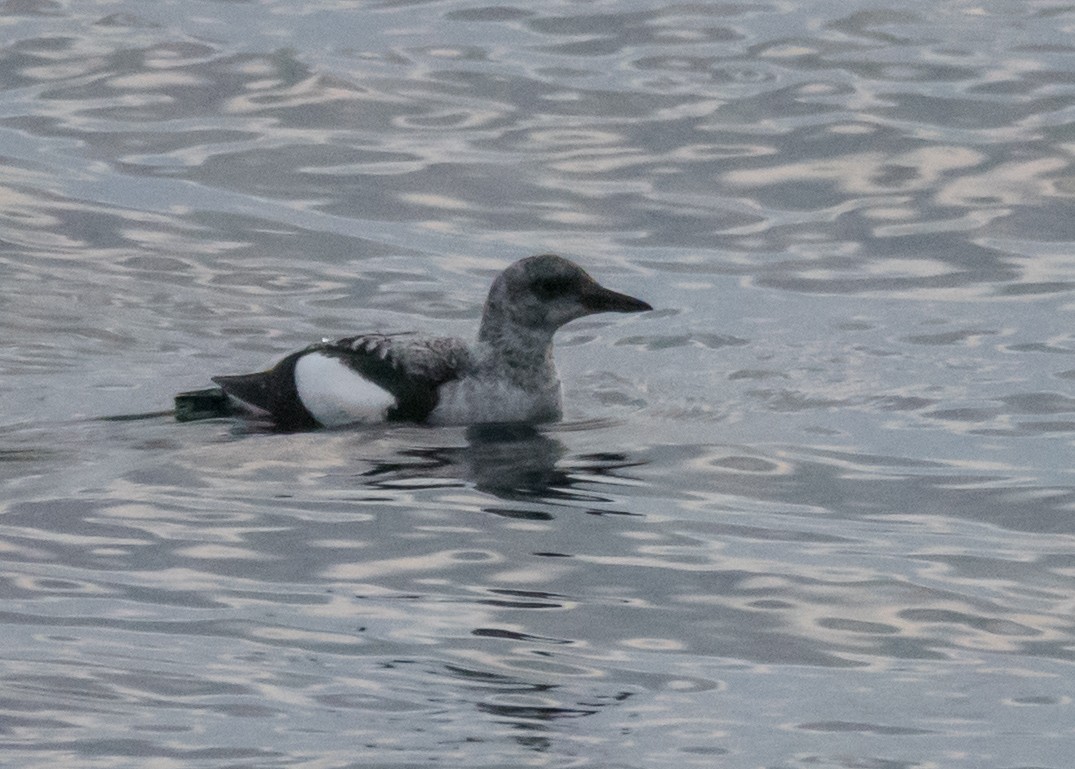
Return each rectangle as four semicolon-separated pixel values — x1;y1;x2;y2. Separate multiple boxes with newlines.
477;315;558;383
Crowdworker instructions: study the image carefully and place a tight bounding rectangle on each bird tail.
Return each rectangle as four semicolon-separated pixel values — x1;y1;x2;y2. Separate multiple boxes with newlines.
174;386;243;422
210;373;275;413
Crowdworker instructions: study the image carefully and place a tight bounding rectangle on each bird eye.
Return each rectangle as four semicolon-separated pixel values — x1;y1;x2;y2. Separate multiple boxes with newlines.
531;275;574;300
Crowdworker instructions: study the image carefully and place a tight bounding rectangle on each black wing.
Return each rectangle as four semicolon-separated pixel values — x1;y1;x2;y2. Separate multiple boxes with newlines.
212;333;471;428
317;333;471;422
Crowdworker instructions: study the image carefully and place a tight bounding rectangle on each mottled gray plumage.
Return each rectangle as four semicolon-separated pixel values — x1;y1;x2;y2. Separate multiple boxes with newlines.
204;254;651;429
324;332;473;383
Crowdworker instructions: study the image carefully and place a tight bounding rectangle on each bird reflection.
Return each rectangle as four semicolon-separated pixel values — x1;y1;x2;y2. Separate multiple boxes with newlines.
358;423;644;510
353;426;648;744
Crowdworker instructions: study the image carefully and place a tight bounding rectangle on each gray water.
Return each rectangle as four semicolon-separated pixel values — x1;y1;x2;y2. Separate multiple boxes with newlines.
1;1;1073;767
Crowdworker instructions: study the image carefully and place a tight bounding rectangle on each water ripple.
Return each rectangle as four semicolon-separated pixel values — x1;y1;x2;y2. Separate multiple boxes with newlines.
1;1;1073;767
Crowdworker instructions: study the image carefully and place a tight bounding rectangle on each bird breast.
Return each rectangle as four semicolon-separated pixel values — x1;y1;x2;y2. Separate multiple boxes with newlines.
428;375;562;425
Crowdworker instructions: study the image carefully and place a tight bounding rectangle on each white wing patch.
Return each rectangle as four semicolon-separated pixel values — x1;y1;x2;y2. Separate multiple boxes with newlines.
294;352;396;427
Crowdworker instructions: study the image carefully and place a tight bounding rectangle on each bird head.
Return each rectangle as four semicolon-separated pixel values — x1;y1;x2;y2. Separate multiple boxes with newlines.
481;254;652;340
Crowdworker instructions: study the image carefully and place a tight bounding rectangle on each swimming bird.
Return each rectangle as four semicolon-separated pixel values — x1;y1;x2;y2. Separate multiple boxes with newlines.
186;254;651;429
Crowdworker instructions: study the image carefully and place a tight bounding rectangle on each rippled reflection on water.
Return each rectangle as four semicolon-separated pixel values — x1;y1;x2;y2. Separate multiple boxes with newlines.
1;1;1073;768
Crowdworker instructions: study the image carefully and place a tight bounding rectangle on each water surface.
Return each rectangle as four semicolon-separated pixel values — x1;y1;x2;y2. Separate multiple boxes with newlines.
1;1;1073;767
